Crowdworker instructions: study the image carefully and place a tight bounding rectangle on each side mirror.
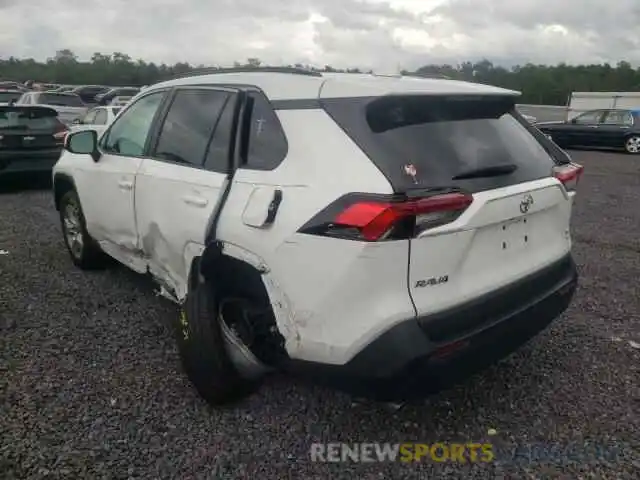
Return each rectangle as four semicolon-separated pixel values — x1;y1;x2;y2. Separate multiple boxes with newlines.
570;118;577;124
72;118;81;124
65;130;101;162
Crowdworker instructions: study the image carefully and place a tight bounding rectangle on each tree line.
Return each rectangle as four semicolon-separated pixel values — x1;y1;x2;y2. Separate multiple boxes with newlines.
1;49;639;105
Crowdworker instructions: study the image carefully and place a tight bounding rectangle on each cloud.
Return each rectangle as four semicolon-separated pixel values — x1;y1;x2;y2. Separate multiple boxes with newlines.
0;0;636;70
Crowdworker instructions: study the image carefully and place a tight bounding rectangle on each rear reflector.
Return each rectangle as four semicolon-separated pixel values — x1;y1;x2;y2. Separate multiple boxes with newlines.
553;163;583;192
299;192;473;242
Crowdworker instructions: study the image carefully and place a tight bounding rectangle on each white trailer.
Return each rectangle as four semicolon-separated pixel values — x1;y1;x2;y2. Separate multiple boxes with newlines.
567;92;640;120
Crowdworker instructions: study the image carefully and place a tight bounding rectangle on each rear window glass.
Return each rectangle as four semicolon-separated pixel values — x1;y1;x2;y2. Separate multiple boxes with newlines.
38;93;84;107
0;108;59;129
322;95;561;193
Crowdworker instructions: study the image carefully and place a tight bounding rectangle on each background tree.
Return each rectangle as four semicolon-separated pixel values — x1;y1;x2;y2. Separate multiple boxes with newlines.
1;50;639;104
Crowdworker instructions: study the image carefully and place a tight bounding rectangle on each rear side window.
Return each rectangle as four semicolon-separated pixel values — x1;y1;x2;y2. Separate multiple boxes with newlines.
38;93;84;107
244;92;288;170
322;95;559;193
153;88;231;167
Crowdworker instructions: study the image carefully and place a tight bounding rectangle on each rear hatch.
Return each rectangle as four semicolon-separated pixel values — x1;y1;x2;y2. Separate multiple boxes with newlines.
0;106;66;151
321;93;580;322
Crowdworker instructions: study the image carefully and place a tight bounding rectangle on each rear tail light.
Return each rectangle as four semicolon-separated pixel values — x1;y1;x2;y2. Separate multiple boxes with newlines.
298;191;473;242
553;162;583;192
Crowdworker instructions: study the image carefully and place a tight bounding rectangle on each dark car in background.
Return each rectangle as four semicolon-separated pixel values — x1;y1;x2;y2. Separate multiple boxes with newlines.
536;108;640;154
0;105;68;179
95;87;139;105
68;85;110;105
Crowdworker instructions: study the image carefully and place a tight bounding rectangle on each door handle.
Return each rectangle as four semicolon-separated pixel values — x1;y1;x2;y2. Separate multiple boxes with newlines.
264;189;283;225
118;179;133;190
182;195;208;207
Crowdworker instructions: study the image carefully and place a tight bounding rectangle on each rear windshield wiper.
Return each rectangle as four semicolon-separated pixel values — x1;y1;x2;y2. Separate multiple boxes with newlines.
452;163;517;180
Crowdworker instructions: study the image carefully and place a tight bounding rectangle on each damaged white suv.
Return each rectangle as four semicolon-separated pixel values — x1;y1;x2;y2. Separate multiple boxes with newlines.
52;68;582;405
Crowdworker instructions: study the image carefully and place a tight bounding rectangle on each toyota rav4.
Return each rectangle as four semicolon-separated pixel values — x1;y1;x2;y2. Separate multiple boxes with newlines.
52;68;582;405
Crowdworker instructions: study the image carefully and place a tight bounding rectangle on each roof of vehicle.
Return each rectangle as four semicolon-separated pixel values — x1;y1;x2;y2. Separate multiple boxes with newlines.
147;67;520;101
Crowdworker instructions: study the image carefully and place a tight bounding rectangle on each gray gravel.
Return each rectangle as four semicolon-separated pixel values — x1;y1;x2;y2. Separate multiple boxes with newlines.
1;150;639;479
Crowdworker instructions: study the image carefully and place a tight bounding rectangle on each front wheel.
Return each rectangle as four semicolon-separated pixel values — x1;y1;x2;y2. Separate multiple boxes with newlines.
624;136;640;154
59;190;108;269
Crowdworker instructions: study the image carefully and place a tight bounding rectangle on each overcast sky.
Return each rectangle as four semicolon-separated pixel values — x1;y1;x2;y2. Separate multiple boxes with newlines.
0;0;638;70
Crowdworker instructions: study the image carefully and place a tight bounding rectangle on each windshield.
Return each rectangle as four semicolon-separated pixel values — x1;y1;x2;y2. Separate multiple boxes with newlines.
322;95;562;193
38;93;84;107
0;107;60;129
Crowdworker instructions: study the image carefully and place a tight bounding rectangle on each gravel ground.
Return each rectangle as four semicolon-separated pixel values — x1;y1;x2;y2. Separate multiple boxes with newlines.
1;150;639;479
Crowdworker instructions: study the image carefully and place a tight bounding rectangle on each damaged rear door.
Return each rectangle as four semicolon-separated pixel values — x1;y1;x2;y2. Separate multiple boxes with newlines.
134;86;242;300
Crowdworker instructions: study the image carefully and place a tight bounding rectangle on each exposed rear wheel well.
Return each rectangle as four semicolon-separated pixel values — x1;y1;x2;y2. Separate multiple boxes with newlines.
53;174;76;211
192;252;288;366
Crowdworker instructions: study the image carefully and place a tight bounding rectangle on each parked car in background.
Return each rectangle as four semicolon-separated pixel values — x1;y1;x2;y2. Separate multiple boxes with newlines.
108;96;134;107
0;81;29;92
69;85;110;105
16;92;88;125
96;87;140;106
0;105;68;179
0;89;24;106
536;108;640;154
53;85;77;93
69;106;121;136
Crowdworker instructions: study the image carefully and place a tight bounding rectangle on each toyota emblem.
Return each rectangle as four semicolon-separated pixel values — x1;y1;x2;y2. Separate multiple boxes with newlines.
520;194;534;214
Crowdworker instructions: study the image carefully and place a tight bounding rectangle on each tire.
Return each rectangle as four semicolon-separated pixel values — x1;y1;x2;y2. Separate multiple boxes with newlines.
175;276;259;406
59;189;108;269
624;135;640;154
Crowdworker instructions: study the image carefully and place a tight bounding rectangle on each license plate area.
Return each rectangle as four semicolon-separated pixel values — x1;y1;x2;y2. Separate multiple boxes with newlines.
500;216;530;252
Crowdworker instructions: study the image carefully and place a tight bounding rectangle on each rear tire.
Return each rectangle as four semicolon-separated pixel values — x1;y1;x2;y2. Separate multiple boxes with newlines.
624;135;640;154
175;276;259;406
59;189;108;269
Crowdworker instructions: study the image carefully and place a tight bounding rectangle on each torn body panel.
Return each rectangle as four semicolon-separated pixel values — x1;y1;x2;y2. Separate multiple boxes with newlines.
201;241;299;353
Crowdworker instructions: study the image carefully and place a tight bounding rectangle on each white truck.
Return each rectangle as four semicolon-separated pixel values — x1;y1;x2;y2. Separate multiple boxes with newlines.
567;92;640;120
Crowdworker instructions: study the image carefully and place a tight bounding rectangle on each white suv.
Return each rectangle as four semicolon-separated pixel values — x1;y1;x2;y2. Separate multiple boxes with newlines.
52;68;582;405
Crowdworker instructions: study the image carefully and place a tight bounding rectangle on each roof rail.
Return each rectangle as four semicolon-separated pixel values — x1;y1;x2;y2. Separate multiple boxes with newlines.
169;66;323;80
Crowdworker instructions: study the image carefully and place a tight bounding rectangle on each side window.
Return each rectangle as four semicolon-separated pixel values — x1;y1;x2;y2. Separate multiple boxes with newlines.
101;91;165;157
82;109;97;124
152;88;230;167
203;96;236;173
574;110;603;124
602;110;633;126
21;94;31;105
245;92;288;170
94;109;108;125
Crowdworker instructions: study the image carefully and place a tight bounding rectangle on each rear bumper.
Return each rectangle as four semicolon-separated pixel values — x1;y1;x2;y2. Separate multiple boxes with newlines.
0;149;62;175
286;254;578;401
